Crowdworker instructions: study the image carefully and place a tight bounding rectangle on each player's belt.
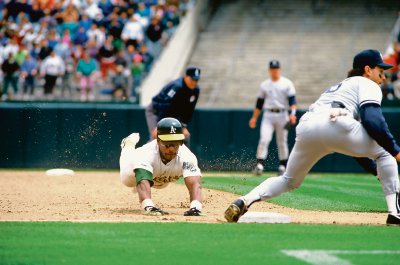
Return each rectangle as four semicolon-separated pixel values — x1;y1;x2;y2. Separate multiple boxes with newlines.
266;108;285;113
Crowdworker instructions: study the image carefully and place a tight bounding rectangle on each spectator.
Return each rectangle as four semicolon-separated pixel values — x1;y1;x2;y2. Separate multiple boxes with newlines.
85;0;104;21
37;0;56;13
73;26;89;46
86;39;99;59
121;14;144;48
108;18;123;50
145;16;164;59
114;49;128;68
61;56;75;99
124;44;138;65
130;54;144;103
139;43;153;73
40;50;65;99
2;38;19;59
20;53;38;100
76;51;98;101
57;3;80;37
26;1;45;23
47;28;60;50
98;0;114;18
78;13;92;32
38;39;53;61
111;64;128;101
97;35;116;80
1;53;20;101
14;44;28;66
163;5;180;31
87;23;105;48
70;44;85;64
137;2;151;18
22;28;38;49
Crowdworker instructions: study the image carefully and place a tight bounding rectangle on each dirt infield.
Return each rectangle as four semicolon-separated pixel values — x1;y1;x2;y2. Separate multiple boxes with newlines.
0;170;387;225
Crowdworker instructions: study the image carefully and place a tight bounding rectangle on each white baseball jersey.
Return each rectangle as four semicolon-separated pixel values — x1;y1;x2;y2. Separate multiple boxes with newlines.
258;76;296;109
132;140;201;188
310;76;382;119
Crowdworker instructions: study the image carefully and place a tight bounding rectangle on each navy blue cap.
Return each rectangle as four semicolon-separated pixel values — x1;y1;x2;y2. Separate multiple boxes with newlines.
353;49;392;70
186;67;201;80
269;60;280;69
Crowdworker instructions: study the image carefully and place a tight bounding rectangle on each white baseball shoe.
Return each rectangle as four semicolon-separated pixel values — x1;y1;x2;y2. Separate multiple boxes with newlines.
278;165;286;176
252;163;264;175
120;133;140;149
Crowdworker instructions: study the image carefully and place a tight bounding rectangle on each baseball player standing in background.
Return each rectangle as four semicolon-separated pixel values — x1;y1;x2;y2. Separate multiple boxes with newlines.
225;49;400;226
119;117;203;216
250;60;297;175
145;67;201;144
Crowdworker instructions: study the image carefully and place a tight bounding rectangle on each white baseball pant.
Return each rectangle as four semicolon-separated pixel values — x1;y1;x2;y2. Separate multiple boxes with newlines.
257;111;289;161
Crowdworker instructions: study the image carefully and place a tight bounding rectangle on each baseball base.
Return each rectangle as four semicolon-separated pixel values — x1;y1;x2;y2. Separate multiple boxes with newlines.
238;211;291;224
45;168;75;177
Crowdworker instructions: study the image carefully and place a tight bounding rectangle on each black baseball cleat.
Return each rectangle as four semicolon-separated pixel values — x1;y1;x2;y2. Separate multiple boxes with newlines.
144;206;169;216
386;214;400;226
224;199;248;223
184;207;203;216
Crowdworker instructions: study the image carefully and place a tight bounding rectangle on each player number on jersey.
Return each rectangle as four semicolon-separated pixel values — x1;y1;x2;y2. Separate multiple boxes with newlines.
325;82;343;93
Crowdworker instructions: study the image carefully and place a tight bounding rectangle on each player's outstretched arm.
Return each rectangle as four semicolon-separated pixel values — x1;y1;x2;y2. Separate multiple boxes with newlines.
360;103;400;158
184;176;202;203
183;175;203;216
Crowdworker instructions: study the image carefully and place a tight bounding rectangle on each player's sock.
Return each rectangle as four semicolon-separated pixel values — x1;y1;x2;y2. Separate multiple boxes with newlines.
141;198;155;209
190;200;202;211
257;159;265;166
386;193;400;215
279;159;288;167
243;176;291;206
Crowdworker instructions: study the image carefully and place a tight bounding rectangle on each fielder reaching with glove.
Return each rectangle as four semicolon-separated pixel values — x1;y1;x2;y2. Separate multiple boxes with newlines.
119;118;203;216
225;49;400;226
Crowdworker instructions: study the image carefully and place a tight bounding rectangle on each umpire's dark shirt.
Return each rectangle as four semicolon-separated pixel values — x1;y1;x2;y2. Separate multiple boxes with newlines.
151;77;200;125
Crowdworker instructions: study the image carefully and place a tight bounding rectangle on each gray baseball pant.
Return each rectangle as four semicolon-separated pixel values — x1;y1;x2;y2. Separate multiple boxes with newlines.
244;108;399;207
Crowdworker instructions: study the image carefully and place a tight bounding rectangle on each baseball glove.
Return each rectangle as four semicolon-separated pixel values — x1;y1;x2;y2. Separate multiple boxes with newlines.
284;121;295;130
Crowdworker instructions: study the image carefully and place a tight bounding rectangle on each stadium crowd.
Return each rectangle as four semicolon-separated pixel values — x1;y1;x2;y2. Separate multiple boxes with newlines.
383;32;400;101
0;0;195;102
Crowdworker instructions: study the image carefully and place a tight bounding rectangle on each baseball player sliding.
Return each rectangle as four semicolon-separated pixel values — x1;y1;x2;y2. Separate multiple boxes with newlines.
119;118;203;216
250;60;297;175
225;49;400;226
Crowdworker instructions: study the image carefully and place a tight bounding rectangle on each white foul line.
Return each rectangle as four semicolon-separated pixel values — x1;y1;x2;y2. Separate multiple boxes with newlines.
282;250;400;265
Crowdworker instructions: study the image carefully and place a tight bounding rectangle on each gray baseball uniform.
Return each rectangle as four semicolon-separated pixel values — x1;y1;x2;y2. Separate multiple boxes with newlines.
256;76;296;167
243;76;400;216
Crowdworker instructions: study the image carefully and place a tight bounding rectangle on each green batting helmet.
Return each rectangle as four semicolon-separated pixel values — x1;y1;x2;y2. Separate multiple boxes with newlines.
157;118;185;141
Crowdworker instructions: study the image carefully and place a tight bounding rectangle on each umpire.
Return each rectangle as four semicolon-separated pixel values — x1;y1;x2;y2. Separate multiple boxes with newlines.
145;66;201;142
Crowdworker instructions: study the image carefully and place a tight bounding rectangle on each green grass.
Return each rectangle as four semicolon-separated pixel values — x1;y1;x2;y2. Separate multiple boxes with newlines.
1;222;400;265
197;173;387;212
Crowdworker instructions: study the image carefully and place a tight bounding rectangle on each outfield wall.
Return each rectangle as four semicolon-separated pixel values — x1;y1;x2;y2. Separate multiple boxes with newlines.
1;102;399;173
